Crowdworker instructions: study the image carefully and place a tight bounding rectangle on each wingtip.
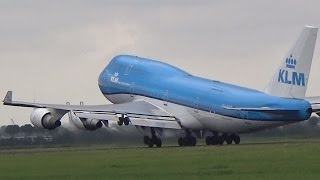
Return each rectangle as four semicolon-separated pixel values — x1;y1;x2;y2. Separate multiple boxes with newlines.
305;25;318;29
3;91;12;103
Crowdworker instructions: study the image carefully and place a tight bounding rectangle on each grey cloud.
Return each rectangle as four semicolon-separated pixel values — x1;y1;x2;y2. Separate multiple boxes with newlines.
1;0;320;125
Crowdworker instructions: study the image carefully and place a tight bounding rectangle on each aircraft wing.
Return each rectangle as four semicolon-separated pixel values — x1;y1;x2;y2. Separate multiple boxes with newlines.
3;91;182;129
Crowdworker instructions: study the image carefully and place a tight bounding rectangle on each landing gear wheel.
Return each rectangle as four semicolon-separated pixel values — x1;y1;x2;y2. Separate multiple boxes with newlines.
178;137;196;147
218;136;224;145
146;128;163;148
178;137;184;147
206;136;212;145
124;119;130;126
143;136;150;145
233;135;240;145
212;136;219;145
190;137;197;146
155;138;162;148
148;139;154;148
226;135;232;145
117;117;125;126
117;120;123;126
121;117;130;126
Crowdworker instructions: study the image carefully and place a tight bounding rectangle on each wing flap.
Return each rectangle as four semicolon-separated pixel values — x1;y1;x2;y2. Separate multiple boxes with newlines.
130;118;181;129
74;112;181;129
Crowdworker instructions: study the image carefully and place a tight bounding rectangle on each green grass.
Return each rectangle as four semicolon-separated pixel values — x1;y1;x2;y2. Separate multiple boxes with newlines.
0;140;320;180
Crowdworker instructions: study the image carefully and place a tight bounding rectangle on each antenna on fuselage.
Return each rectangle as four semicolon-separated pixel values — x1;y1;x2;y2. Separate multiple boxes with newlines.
10;119;15;125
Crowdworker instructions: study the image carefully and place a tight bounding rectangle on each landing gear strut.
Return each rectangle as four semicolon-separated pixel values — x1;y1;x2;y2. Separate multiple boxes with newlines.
206;133;240;145
143;128;162;148
178;130;197;147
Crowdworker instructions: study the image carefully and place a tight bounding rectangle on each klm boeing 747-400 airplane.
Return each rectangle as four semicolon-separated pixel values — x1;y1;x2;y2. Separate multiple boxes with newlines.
3;26;320;147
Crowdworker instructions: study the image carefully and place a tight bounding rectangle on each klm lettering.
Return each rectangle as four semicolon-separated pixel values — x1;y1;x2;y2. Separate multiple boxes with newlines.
278;69;305;86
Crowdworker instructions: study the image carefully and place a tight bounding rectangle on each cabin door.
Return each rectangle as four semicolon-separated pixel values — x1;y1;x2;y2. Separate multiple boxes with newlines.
163;90;169;106
130;82;135;97
194;97;199;113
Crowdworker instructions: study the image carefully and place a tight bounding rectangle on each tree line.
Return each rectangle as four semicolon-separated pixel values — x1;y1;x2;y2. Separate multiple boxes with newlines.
0;123;142;147
0;116;319;147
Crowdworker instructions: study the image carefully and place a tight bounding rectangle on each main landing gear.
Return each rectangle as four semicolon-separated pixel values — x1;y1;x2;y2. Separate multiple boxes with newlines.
178;130;197;147
206;133;240;145
117;115;130;126
144;128;162;148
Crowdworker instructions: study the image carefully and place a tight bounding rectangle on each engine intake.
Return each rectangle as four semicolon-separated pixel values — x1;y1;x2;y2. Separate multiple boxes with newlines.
30;108;64;130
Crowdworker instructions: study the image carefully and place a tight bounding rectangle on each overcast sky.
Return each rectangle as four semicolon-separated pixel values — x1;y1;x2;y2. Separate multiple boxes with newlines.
1;0;320;125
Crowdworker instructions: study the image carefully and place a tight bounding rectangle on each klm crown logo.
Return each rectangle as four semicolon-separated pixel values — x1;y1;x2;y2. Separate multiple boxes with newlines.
285;54;297;69
111;72;119;83
278;54;305;86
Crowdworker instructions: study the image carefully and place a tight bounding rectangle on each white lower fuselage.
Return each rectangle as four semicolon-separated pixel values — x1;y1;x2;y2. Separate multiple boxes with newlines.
106;94;291;134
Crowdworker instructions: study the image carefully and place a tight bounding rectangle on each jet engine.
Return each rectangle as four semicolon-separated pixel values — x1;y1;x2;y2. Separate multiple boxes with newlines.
82;118;103;131
30;108;66;130
68;112;103;131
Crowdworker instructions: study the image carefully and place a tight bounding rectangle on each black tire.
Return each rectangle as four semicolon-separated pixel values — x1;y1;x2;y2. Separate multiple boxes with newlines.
117;120;123;126
205;136;212;145
124;117;130;125
178;137;184;146
212;136;219;145
190;137;197;146
234;135;240;145
218;136;224;145
185;137;191;146
155;138;162;148
143;136;150;145
148;139;154;148
124;120;129;126
226;135;232;145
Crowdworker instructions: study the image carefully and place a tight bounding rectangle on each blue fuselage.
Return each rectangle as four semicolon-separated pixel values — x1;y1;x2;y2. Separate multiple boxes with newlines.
98;55;312;122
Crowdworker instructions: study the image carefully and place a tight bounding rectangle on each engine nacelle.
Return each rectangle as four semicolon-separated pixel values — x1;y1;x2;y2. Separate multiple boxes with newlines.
68;111;103;131
30;108;64;130
82;118;103;131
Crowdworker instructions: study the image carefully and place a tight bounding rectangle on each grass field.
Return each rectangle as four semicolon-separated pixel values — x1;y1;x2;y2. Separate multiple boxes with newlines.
0;140;320;180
